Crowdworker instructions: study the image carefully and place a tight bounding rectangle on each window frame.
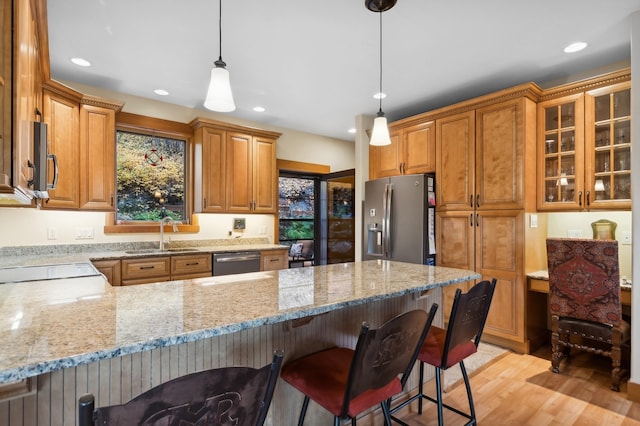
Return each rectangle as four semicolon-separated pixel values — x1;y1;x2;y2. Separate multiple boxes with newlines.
104;112;199;234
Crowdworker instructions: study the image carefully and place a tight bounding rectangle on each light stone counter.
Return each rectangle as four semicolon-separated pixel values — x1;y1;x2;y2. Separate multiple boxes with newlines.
0;260;478;384
0;239;288;268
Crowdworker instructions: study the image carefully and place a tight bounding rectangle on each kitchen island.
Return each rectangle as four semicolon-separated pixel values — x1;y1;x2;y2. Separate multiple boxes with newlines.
0;260;479;425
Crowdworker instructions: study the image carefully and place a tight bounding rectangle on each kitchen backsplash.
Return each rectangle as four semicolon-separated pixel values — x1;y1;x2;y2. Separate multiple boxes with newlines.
0;209;275;248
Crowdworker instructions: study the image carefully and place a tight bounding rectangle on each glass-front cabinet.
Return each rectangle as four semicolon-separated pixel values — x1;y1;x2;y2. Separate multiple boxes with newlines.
538;79;631;211
585;83;631;209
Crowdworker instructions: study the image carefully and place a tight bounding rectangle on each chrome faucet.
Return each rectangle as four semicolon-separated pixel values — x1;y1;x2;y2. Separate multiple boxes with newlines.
159;216;178;250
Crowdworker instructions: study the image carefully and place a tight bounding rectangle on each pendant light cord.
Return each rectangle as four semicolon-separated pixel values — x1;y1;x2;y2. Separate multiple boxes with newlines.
218;0;223;61
378;11;383;114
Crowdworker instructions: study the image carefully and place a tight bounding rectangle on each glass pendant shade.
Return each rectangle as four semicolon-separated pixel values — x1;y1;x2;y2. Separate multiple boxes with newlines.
204;61;236;112
370;114;392;146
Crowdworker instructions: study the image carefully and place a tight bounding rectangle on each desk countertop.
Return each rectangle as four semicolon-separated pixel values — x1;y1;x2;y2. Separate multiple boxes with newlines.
0;260;479;383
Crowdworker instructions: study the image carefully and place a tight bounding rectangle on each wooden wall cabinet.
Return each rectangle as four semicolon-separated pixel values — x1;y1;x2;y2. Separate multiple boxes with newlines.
41;82;81;209
79;98;120;210
537;71;631;211
369;119;435;180
435;85;539;353
191;118;281;214
0;0;43;204
42;82;122;210
261;249;288;271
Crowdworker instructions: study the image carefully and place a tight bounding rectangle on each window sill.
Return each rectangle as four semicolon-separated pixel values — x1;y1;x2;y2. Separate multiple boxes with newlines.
104;213;200;234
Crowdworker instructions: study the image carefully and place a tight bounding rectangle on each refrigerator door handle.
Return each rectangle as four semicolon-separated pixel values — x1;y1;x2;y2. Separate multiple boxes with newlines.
381;183;388;257
384;183;393;257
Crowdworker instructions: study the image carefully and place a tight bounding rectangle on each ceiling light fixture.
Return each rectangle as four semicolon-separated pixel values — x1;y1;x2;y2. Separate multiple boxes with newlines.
366;0;396;146
564;41;587;53
70;57;91;67
204;0;236;112
154;89;169;96
253;106;266;112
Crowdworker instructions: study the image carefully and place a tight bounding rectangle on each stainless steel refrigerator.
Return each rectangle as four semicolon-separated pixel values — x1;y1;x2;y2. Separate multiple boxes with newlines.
363;173;436;265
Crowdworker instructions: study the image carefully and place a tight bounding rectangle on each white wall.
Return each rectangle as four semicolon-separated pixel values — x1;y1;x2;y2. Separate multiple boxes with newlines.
546;211;632;278
0;82;356;249
0;209;275;247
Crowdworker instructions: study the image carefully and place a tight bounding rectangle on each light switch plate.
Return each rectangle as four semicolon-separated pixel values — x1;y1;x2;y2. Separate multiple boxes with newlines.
622;230;632;245
529;214;538;228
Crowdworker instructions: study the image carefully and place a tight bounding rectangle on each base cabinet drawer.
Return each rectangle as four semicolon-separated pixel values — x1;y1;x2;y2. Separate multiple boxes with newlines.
121;257;171;285
171;254;212;280
261;249;288;271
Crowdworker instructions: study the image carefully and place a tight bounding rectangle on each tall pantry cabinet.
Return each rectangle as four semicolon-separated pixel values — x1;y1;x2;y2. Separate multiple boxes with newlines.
435;84;541;353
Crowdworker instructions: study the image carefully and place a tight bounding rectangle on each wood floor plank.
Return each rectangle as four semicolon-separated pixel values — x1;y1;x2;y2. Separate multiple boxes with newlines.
394;346;640;425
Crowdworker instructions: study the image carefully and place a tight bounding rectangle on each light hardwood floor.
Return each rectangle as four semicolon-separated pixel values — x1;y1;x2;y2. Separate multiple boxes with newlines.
392;346;640;425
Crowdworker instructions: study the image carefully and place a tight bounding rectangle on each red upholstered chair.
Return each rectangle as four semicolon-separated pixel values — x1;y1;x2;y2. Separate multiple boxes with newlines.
390;278;497;426
546;237;630;391
78;350;283;426
281;305;438;426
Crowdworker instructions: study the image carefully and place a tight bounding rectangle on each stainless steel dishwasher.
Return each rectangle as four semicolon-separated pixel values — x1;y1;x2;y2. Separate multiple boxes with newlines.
212;252;262;276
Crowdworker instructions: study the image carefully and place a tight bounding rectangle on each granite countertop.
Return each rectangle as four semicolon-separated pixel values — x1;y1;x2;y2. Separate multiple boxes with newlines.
0;260;479;383
0;239;289;268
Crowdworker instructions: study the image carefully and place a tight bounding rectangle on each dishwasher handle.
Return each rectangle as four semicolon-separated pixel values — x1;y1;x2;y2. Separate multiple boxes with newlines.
215;254;261;263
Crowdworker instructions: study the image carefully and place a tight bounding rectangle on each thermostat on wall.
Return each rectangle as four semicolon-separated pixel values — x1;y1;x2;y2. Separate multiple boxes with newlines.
233;218;246;230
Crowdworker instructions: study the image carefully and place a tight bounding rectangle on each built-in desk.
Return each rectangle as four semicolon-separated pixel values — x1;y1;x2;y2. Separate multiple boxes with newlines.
526;271;632;353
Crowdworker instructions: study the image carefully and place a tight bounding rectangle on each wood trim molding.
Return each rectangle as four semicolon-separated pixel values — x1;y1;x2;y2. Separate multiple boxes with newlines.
276;159;330;174
628;380;640;402
189;117;282;139
117;112;192;136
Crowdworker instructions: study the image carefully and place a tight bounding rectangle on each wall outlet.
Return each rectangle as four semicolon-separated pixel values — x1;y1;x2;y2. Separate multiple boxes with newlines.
47;227;57;240
622;230;632;245
75;227;94;239
567;229;582;238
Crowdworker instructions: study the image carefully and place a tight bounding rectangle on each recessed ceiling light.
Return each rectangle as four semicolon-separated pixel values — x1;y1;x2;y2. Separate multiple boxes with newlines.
253;106;266;112
70;57;91;67
564;42;587;53
154;89;169;96
373;92;386;100
348;128;356;134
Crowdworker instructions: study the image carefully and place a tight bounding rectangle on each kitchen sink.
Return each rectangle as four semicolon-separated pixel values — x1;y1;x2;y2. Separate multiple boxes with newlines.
124;248;200;255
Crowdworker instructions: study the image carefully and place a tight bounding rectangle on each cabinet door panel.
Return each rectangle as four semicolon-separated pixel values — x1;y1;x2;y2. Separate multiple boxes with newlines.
200;127;226;212
436;211;475;320
43;91;79;209
226;132;252;212
79;104;115;210
477;211;523;341
369;129;400;179
476;99;524;209
402;121;435;174
436;111;475;211
253;137;276;213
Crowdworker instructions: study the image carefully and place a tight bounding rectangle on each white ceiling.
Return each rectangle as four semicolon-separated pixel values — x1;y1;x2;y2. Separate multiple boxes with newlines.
47;0;640;142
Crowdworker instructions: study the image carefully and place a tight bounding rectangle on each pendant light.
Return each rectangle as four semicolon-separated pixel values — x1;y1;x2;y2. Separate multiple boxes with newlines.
366;0;396;146
204;0;236;112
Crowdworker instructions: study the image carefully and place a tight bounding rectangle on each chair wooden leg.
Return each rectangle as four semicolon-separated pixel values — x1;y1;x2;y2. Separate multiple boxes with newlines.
460;361;476;425
434;367;444;426
550;330;563;374
298;396;310;426
611;344;622;392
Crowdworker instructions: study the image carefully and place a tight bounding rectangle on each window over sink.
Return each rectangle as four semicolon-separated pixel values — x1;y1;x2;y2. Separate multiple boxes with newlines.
116;130;186;222
104;112;199;234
